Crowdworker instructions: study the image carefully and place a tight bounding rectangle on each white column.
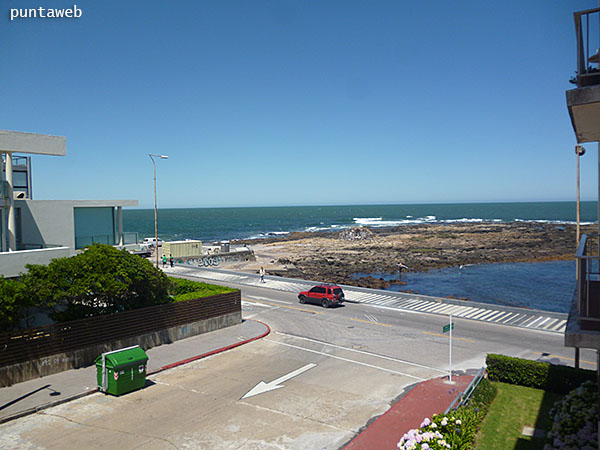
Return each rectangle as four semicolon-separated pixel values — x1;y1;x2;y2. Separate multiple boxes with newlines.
117;206;123;246
1;153;6;252
5;152;15;251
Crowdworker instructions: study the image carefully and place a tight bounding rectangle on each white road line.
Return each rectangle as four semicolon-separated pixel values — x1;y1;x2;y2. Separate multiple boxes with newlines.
265;339;425;380
412;302;436;311
536;317;552;328
242;301;273;308
417;303;442;313
453;307;477;318
478;311;501;321
523;316;544;328
462;308;485;318
484;311;506;322
499;313;517;323
550;320;567;331
246;295;291;305
490;311;511;322
274;332;447;374
542;318;559;330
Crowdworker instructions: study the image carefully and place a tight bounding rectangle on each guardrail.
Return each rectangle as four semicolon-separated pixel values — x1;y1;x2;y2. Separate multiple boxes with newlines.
444;367;486;414
574;7;600;87
575;234;600;330
75;232;139;249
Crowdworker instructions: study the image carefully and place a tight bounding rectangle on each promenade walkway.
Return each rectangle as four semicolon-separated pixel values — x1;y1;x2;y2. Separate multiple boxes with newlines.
165;264;568;334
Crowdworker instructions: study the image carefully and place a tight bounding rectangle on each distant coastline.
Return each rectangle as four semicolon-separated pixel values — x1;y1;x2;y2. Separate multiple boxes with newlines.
124;201;598;243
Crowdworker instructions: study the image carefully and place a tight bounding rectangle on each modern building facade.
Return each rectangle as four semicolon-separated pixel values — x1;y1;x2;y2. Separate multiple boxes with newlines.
0;130;138;278
565;8;600;361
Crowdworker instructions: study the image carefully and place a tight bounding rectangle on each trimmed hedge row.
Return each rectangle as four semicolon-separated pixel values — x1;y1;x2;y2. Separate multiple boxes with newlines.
169;277;237;302
486;354;595;394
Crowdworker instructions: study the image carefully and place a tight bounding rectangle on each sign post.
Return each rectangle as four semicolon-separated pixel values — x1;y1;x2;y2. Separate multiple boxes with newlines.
443;315;454;383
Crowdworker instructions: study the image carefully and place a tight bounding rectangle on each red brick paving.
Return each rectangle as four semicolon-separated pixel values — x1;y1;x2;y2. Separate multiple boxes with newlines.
344;375;474;450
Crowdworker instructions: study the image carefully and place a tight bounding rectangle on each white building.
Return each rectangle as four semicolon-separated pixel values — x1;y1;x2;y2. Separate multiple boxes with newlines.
0;130;138;278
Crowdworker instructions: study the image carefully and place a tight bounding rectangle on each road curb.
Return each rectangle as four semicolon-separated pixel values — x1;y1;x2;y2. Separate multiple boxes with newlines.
147;319;271;375
0;320;271;425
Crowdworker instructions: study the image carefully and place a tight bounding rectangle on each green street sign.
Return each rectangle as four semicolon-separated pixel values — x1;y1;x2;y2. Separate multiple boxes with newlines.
443;323;455;333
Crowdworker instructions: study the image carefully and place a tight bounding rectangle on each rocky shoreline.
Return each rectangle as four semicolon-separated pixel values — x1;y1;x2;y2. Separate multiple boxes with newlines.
231;222;590;290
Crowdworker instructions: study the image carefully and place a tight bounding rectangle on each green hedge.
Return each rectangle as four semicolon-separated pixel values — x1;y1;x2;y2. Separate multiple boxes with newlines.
486;354;595;394
168;277;237;302
468;376;497;407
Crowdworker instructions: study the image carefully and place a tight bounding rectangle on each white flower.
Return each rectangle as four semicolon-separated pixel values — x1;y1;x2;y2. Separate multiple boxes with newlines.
456;419;462;425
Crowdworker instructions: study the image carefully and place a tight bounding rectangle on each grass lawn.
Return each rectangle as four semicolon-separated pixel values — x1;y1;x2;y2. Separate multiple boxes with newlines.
475;382;562;450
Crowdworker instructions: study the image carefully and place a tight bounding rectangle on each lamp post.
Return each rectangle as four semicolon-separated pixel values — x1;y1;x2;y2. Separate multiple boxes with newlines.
149;154;168;268
576;144;586;245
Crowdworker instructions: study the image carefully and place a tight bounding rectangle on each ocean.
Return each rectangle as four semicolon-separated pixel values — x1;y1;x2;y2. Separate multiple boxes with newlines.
124;201;597;243
123;201;596;313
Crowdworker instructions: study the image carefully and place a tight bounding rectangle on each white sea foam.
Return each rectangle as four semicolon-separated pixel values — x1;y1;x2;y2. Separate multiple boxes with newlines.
353;216;438;227
514;218;595;225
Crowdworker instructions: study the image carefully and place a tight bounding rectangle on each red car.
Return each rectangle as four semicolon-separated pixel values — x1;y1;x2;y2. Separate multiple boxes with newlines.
298;285;345;308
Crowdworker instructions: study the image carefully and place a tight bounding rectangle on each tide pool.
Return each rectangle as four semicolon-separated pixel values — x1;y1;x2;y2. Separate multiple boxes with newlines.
355;260;575;313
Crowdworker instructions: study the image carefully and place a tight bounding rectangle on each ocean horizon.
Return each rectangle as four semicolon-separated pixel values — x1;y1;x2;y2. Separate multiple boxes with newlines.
123;201;588;313
124;200;597;243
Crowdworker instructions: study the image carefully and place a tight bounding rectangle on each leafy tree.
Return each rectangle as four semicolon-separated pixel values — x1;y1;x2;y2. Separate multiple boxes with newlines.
25;244;171;323
0;276;32;331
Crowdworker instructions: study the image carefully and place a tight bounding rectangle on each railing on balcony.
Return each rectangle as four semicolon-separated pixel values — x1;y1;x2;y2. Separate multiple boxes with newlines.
75;232;139;249
0;180;8;199
575;234;600;330
574;7;600;87
122;232;139;245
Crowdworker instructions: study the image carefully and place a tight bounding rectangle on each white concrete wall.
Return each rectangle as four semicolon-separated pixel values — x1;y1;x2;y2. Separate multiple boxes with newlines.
0;247;72;278
17;200;77;249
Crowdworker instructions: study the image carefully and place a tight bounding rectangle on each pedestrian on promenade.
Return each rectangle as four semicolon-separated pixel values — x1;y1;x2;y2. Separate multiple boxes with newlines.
169;255;174;268
259;267;265;283
162;255;167;268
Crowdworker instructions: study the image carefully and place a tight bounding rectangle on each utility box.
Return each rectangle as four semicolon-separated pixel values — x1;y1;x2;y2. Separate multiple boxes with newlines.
95;345;148;396
162;240;202;258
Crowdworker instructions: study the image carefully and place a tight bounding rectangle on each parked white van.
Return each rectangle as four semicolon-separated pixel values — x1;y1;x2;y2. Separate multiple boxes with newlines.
142;237;163;247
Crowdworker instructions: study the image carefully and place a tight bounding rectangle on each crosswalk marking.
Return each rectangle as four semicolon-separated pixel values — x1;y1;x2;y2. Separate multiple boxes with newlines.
166;266;568;334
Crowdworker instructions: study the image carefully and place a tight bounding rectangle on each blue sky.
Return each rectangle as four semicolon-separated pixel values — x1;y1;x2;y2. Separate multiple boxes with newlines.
2;1;599;208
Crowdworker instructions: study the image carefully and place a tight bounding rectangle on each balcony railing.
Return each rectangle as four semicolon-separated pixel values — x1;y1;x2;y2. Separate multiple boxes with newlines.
575;234;600;330
75;232;139;249
0;180;8;199
574;8;600;87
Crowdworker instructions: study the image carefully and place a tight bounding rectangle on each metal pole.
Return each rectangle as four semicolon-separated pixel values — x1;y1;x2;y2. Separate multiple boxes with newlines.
149;154;168;269
449;314;453;383
6;152;15;251
153;157;158;268
577;146;582;244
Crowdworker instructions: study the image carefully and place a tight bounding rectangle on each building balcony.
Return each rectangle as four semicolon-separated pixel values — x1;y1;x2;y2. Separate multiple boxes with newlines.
567;8;600;143
573;8;600;88
565;234;600;350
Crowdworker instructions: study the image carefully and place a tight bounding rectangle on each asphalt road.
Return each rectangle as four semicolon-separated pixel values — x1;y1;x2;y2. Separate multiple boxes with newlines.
0;281;593;450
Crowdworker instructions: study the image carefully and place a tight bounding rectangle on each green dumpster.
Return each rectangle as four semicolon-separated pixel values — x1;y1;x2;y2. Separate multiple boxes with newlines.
95;345;148;396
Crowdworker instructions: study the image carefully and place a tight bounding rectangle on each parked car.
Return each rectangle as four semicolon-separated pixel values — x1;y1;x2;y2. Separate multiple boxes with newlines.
298;285;345;308
142;237;162;247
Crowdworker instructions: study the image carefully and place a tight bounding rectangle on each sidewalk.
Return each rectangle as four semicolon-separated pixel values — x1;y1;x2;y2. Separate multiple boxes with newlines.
0;317;472;449
0;319;270;424
343;374;474;449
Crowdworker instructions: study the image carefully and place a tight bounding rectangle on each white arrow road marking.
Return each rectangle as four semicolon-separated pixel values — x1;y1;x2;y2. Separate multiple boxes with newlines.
241;363;317;399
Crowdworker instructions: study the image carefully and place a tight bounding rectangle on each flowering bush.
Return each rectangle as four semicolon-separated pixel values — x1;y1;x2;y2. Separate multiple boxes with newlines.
396;378;496;449
544;380;598;450
397;414;471;449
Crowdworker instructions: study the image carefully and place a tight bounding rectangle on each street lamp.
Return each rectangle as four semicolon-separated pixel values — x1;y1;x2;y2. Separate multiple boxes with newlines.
149;153;168;268
575;145;586;245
